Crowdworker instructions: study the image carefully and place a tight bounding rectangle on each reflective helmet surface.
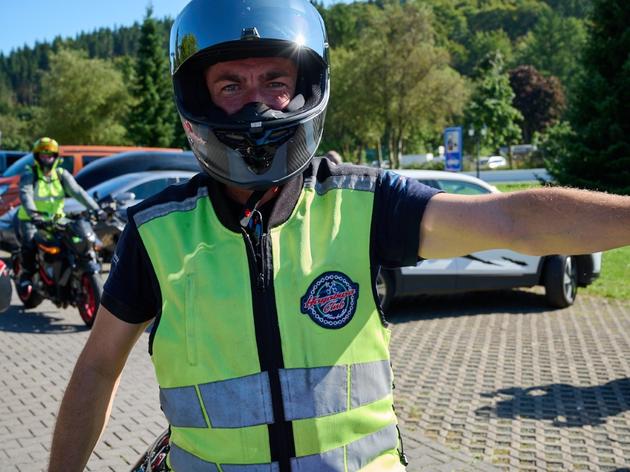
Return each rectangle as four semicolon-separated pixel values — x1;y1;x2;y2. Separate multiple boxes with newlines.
32;137;60;172
170;0;330;190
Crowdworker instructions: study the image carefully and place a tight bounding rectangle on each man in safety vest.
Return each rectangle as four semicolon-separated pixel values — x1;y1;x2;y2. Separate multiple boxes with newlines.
49;1;630;471
17;137;103;290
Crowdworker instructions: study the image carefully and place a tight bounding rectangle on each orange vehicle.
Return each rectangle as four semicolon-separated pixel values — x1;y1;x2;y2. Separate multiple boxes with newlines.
0;145;182;215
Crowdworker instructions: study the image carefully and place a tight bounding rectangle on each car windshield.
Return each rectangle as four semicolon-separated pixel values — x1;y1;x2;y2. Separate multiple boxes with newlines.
3;154;34;177
417;178;490;195
87;174;144;200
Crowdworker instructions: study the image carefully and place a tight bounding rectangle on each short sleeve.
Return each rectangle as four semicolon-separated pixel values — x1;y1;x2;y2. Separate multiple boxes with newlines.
101;217;161;323
372;171;442;268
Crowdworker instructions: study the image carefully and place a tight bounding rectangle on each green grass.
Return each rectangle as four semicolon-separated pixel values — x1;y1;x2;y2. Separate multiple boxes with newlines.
495;181;629;301
494;182;542;192
583;247;630;300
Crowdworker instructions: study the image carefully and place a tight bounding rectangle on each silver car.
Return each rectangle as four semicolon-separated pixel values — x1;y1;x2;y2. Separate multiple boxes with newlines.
376;170;601;311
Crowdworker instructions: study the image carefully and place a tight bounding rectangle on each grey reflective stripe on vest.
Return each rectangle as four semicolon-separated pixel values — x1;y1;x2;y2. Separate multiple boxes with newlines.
160;385;207;428
222;463;280;472
161;372;274;429
198;372;274;428
279;365;347;421
134;186;209;227
351;360;393;409
347;423;398;471
170;442;281;472
161;361;391;428
170;425;397;472
170;443;219;472
291;424;398;472
280;360;392;421
305;174;377;195
290;446;344;472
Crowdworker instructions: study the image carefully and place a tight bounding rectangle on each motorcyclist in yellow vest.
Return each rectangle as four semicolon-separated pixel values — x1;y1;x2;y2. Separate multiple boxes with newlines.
48;1;630;471
17;137;102;288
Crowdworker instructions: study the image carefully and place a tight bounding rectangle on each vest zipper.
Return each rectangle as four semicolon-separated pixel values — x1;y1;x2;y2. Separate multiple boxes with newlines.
242;229;295;471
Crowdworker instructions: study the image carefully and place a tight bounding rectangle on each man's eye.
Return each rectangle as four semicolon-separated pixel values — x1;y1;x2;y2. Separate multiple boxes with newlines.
222;84;240;93
268;81;288;89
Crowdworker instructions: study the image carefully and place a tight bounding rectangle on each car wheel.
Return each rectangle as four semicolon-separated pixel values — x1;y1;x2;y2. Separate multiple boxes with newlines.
375;270;395;313
544;255;578;308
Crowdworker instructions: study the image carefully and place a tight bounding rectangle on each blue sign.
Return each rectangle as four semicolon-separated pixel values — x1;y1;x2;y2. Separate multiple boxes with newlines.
444;127;463;172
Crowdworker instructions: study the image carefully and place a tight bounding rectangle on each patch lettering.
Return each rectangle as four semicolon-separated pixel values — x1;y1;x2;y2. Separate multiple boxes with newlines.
300;271;359;329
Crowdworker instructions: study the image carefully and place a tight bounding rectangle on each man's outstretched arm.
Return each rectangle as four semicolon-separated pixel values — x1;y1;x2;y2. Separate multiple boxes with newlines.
49;307;150;472
419;187;630;259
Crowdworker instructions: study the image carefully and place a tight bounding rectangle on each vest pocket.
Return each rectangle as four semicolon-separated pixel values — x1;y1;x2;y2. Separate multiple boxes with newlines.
185;273;198;365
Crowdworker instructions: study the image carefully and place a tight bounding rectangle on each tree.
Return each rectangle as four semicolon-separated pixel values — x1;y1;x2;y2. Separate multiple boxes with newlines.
464;55;523;160
328;3;468;168
509;65;565;143
126;7;175;147
542;0;592;18
460;29;514;77
37;49;130;144
546;0;630;194
467;0;550;40
516;10;587;93
0;76;32;149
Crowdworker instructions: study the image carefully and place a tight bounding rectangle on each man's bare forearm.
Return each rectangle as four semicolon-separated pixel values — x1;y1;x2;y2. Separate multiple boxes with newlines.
420;187;630;259
502;187;630;256
48;360;120;471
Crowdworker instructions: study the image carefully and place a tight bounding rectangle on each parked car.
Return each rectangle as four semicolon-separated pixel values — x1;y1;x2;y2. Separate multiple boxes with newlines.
478;155;508;169
74;150;200;189
0;150;28;173
65;170;196;214
0;170;196;256
69;170;197;257
376;170;601;310
0;145;182;216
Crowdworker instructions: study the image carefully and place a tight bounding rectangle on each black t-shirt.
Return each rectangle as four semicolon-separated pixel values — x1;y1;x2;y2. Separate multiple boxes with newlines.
101;160;441;324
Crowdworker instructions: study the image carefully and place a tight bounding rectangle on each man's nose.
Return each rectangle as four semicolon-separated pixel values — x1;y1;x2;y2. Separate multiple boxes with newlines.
243;86;264;104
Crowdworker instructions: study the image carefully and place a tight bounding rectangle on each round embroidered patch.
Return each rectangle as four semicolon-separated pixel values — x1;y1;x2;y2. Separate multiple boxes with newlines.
300;271;360;329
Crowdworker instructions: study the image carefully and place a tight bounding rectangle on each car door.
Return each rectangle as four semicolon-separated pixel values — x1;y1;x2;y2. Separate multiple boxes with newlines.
455;249;541;290
398;178;459;291
432;178;541;290
431;179;541;289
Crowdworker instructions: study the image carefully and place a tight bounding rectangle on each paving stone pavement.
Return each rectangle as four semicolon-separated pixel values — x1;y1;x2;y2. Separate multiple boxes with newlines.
390;289;630;472
1;283;629;471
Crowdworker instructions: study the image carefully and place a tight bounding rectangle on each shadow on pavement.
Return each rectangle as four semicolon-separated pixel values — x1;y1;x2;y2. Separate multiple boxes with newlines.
388;289;554;322
0;303;87;334
476;378;630;427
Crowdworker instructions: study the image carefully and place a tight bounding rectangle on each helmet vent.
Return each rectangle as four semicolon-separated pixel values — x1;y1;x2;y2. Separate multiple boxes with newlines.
241;27;261;40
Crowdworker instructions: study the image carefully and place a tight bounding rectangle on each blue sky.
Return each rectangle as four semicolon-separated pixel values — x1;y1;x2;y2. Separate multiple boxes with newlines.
0;0;348;55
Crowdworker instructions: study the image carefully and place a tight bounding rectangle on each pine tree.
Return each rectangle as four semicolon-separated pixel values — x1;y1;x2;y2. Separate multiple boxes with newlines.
127;7;175;147
546;0;630;194
464;54;523;157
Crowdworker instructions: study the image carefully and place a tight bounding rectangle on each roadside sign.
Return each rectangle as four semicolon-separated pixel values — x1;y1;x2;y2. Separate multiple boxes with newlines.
444;127;462;172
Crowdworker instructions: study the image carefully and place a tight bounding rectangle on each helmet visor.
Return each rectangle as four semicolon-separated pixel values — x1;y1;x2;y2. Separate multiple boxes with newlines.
170;0;327;74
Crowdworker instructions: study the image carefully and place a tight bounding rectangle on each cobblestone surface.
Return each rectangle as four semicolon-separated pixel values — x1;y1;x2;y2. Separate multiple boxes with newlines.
390;289;630;472
1;284;629;471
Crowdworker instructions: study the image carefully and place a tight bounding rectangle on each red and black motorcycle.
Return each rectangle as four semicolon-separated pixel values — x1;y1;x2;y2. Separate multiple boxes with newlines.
0;259;12;313
11;211;104;327
131;429;171;472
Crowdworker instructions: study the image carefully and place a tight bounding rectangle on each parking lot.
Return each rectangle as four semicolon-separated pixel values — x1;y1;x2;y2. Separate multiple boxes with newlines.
1;284;629;471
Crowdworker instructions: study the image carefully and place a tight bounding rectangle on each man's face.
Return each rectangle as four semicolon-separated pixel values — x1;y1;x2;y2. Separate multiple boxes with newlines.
37;152;56;167
205;57;298;115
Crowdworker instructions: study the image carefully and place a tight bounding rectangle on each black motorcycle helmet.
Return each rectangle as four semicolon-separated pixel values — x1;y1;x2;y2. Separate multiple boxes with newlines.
32;137;60;173
170;0;330;190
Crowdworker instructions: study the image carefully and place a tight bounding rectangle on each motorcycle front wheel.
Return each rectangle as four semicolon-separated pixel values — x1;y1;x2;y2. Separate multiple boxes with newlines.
77;272;103;327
